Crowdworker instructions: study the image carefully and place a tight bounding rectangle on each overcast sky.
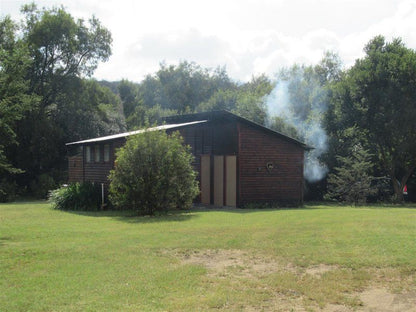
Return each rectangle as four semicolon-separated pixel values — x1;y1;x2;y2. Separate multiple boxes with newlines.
2;0;416;82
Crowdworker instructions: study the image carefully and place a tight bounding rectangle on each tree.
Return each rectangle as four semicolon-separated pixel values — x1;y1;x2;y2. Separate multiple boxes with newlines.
331;36;416;201
6;4;115;195
269;116;300;139
0;16;39;200
231;92;268;125
118;79;140;118
59;79;126;141
326;145;377;205
109;130;199;215
196;75;272;125
138;61;233;113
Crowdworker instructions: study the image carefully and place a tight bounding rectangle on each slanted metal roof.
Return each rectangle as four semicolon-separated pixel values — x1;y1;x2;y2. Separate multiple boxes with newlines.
66;120;207;146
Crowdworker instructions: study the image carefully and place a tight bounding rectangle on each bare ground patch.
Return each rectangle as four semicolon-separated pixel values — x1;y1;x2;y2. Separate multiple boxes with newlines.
165;248;416;311
305;264;339;277
323;288;416;312
178;249;297;278
358;287;416;312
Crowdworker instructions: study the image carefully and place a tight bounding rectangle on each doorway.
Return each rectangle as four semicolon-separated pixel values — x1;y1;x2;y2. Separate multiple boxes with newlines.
200;155;236;207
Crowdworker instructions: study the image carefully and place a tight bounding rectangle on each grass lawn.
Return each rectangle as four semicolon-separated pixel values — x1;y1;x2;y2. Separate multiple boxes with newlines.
1;202;415;311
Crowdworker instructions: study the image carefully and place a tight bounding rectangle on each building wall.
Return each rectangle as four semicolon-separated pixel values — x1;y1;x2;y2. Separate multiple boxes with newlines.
67;120;305;206
82;139;125;186
175;122;238;205
68;155;83;183
237;122;304;205
176;121;238;177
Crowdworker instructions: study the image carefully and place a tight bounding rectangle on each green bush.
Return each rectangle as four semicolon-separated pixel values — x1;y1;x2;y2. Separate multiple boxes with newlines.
109;130;199;215
49;182;101;211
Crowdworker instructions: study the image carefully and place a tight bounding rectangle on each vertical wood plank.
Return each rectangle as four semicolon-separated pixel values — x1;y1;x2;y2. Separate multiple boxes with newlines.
200;155;211;205
214;155;224;206
225;156;237;207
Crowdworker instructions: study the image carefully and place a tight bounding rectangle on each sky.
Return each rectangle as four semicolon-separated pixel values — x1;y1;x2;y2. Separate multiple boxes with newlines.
2;0;416;83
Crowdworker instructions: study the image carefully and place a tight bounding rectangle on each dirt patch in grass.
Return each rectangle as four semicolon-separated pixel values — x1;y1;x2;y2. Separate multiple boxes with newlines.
324;288;416;312
179;249;297;278
358;287;416;312
305;264;338;277
169;249;416;311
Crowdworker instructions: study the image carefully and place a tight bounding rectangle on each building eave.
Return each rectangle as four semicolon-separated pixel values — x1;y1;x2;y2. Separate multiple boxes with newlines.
66;120;207;146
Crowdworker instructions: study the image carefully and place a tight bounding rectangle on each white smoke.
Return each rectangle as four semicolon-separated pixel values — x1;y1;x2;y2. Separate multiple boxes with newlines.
265;79;328;182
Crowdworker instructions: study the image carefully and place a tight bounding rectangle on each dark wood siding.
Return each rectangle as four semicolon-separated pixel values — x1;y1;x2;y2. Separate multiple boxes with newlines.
238;122;304;205
68;155;83;183
82;139;125;186
174;121;238;186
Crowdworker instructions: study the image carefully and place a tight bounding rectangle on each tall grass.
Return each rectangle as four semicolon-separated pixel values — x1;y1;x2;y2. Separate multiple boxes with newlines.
48;182;101;211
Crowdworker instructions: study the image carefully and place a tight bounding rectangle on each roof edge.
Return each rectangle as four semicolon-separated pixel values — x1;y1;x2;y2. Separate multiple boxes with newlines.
66;120;207;146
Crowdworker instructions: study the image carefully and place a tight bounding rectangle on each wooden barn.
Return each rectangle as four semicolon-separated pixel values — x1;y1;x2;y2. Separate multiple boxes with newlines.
66;110;309;207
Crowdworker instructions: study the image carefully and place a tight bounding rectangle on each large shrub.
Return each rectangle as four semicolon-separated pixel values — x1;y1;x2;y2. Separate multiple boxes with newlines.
49;182;101;211
109;130;199;215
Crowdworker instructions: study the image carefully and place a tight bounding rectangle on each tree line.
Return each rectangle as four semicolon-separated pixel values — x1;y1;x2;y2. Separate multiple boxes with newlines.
1;4;415;202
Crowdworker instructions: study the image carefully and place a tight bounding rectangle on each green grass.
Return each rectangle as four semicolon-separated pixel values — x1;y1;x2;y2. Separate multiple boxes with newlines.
1;202;415;311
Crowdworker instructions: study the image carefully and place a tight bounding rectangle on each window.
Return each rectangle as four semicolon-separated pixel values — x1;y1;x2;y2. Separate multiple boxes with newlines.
94;145;101;162
86;146;92;163
104;144;110;162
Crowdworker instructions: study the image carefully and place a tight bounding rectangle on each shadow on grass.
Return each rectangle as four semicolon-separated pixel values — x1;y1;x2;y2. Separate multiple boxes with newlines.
60;203;324;219
0;236;12;247
194;201;416;212
305;201;416;209
191;204;322;213
55;201;416;223
61;209;198;223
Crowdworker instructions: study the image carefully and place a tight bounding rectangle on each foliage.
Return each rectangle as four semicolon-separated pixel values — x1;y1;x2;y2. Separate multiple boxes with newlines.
0;178;18;202
196;75;273;125
0;4;117;199
268;116;300;139
0;17;39;175
326;146;377;205
118;79;140;118
121;64;273;129
0;16;40;201
109;130;199;215
139;61;233;113
22;3;112;79
49;182;101;210
328;36;416;201
30;173;58;199
69;79;125;138
126;103;177;130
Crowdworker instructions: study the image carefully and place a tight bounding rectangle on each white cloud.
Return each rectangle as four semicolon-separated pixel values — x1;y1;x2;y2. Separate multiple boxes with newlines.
128;29;228;62
338;0;416;67
3;0;416;82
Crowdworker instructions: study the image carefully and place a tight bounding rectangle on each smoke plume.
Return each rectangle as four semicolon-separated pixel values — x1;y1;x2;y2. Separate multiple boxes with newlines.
265;78;328;182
